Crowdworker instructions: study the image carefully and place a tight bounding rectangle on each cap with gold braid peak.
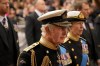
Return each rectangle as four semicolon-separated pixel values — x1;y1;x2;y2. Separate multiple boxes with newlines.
67;11;86;22
38;10;71;27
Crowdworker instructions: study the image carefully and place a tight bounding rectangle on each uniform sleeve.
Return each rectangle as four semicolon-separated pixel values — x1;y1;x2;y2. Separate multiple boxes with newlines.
17;51;31;66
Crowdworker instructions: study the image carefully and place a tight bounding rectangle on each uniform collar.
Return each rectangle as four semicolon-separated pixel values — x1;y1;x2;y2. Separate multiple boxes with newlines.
67;32;80;41
39;36;57;50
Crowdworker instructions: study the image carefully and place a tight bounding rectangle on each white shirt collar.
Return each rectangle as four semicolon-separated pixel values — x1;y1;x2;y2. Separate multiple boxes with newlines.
0;15;8;28
35;9;43;16
0;15;7;22
0;16;4;23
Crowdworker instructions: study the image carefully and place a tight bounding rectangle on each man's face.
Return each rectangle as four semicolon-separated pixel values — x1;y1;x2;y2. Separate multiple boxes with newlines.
81;3;91;17
49;25;68;45
0;0;9;16
70;21;84;36
35;0;46;13
91;0;97;9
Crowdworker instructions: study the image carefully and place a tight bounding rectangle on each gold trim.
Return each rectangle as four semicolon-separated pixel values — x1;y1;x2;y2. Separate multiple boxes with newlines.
67;11;85;19
78;13;85;19
64;37;69;43
39;37;57;50
23;42;39;52
76;64;79;66
30;49;37;66
68;41;71;44
67;32;80;41
71;48;74;51
53;21;72;27
41;56;51;66
74;56;77;59
17;53;21;66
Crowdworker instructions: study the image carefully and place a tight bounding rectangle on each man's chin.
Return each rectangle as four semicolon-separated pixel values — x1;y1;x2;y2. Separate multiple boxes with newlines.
58;41;65;44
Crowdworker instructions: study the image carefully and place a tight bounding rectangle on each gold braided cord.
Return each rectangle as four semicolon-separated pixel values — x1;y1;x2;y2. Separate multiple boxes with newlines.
17;53;21;66
41;56;52;66
30;49;37;66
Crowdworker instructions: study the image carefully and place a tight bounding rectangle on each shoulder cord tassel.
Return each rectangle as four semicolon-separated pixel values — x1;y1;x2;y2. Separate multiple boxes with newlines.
31;49;37;66
41;56;52;66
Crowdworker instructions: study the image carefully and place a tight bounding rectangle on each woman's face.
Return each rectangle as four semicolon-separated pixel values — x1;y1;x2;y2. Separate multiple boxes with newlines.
70;21;84;36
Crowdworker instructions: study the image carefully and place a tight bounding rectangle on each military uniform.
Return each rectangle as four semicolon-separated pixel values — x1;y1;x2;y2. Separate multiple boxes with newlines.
62;32;89;66
61;11;89;66
17;37;59;66
17;10;72;66
17;37;72;66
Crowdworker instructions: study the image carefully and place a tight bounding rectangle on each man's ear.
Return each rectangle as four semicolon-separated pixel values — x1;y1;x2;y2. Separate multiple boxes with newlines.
45;26;50;33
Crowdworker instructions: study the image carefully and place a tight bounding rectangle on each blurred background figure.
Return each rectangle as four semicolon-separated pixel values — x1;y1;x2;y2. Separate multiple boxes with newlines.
25;0;47;45
46;0;62;11
61;0;73;11
90;0;100;66
0;0;19;66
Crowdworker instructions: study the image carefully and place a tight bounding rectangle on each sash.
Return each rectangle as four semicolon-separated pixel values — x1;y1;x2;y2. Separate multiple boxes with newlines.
59;46;66;66
59;46;67;54
81;39;88;66
58;46;72;66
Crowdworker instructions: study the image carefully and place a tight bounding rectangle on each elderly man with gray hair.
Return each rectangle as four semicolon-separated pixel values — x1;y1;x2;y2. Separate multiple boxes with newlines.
17;10;72;66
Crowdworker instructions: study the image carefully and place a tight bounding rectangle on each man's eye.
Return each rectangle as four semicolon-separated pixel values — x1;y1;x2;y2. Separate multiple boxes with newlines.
1;2;9;5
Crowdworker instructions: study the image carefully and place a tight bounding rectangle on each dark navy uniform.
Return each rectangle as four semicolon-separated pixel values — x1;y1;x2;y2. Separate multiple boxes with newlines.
17;37;59;66
62;11;89;66
17;37;72;66
62;33;89;66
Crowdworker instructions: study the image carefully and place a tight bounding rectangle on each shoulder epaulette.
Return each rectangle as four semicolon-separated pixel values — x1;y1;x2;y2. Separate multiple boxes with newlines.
23;42;39;52
64;37;69;43
80;37;86;42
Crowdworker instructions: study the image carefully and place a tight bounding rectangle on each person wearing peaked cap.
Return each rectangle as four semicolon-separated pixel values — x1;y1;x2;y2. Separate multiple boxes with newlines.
61;11;90;66
72;1;97;66
38;9;71;27
17;10;72;66
66;11;86;22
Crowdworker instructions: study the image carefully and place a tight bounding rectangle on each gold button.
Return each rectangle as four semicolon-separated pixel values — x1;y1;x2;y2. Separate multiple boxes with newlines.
87;62;89;65
71;48;74;51
17;39;19;43
46;50;49;54
74;56;77;59
68;41;71;43
76;64;79;66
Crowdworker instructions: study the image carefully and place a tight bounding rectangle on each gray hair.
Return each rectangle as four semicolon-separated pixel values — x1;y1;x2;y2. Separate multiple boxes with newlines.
41;24;56;36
